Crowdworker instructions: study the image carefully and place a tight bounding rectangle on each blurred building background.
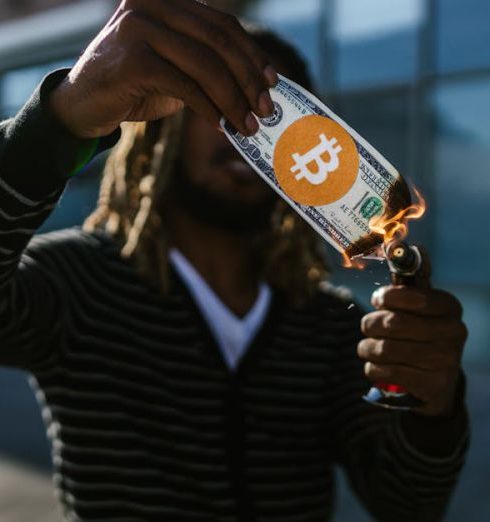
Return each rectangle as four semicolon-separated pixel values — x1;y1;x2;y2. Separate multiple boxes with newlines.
0;0;489;520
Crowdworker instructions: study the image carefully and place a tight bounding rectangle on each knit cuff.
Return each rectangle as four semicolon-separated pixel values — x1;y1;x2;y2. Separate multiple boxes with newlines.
397;372;469;459
1;68;120;199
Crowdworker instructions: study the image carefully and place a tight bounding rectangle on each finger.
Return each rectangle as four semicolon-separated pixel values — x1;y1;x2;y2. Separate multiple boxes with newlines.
176;0;278;86
130;14;255;135
371;285;463;318
143;53;222;126
126;94;185;121
364;362;436;400
357;338;462;370
127;0;274;121
173;2;275;116
361;310;468;343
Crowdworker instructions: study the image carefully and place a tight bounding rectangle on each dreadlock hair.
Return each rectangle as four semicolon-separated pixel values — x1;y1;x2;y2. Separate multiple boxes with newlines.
84;23;330;307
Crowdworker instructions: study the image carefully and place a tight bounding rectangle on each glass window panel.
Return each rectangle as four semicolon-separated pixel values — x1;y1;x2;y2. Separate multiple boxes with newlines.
336;91;412;174
0;58;73;117
0;65;102;230
331;0;425;90
330;92;414;297
0;369;52;470
436;0;490;73
37;154;109;233
0;57;102;233
431;78;490;286
247;0;323;85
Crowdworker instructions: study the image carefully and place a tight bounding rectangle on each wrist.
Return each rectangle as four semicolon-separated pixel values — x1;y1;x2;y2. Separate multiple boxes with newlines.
48;76;115;140
49;79;91;139
398;372;468;457
40;69;121;178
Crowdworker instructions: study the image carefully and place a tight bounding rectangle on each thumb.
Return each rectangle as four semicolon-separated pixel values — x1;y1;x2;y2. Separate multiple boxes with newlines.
158;96;185;117
126;95;185;122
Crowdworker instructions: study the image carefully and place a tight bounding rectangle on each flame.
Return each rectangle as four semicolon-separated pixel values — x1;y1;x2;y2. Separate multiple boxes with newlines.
369;187;426;244
341;186;426;268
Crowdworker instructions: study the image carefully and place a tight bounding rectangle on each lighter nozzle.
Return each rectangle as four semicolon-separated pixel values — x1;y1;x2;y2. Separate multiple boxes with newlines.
385;241;422;277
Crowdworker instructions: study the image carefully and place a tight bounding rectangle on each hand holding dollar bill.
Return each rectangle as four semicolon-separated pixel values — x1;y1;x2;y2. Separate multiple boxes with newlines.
221;75;411;260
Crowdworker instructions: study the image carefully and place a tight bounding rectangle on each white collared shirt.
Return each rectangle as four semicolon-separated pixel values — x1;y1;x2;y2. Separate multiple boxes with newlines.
169;248;272;371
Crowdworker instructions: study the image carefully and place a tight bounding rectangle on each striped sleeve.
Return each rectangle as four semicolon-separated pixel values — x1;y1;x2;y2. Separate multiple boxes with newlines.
0;176;65;370
328;303;469;521
0;70;118;371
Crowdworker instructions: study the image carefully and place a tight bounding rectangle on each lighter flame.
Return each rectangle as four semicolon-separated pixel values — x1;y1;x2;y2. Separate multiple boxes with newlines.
341;186;427;269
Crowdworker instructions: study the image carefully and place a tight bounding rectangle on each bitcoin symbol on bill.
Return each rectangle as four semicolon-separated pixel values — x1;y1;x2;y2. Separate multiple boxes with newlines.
274;115;359;206
291;134;342;185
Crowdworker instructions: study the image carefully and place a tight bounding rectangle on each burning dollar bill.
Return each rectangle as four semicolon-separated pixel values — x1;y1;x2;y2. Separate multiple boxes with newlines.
221;75;413;261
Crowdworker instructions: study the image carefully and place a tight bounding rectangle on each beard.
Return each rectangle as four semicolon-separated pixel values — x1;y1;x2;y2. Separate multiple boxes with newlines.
169;159;277;236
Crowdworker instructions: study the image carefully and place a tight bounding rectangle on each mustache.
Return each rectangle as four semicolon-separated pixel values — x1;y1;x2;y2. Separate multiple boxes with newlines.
170;159;276;236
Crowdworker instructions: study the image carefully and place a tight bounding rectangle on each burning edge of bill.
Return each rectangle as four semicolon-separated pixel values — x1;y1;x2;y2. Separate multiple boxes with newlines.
342;185;426;269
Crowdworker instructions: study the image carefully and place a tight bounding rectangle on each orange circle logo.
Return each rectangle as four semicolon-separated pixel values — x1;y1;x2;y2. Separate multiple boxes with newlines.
273;115;359;206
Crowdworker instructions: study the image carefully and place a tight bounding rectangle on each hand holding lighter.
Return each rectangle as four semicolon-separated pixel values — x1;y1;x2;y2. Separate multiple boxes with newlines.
363;241;426;410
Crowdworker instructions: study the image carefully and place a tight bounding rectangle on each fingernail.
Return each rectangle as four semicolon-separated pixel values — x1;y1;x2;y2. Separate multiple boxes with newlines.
372;288;384;307
258;90;274;117
245;112;259;134
264;65;279;87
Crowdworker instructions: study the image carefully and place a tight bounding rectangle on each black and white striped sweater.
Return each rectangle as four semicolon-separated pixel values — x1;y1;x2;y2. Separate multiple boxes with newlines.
0;73;468;522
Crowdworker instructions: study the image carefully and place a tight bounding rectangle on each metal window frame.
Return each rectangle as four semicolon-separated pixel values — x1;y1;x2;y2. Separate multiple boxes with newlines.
318;0;490;255
0;0;114;72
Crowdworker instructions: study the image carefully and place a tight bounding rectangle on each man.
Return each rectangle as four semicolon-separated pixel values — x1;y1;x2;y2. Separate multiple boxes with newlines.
0;1;469;521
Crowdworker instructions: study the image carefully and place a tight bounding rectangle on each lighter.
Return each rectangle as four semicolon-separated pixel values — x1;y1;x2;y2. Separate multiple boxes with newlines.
363;241;426;410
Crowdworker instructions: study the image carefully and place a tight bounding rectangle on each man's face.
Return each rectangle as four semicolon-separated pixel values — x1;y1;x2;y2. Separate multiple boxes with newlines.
170;56;292;234
179;111;273;207
169;109;277;235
